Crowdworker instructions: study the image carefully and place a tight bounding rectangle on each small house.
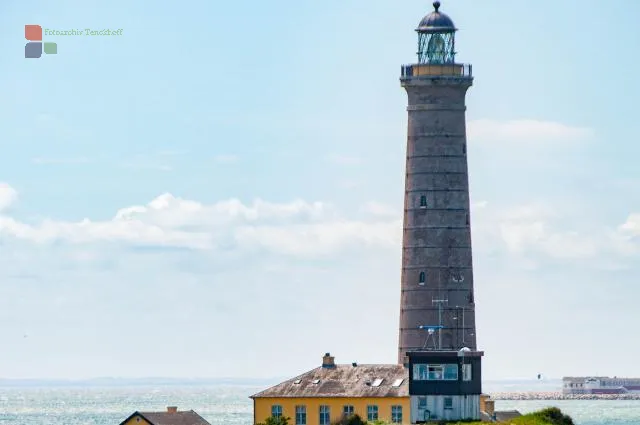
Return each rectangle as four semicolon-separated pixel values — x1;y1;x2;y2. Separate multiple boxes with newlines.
119;406;211;425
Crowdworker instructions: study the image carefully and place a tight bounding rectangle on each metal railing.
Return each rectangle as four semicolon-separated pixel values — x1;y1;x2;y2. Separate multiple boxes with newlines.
401;63;472;79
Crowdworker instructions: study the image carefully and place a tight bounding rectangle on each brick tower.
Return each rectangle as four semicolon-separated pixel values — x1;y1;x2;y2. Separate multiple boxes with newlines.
398;1;476;364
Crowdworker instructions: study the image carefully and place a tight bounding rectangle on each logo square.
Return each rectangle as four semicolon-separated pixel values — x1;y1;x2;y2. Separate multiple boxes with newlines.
44;42;57;55
25;24;42;41
25;42;42;58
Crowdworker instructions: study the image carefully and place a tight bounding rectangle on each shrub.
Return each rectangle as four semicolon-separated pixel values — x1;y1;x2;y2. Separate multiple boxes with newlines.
256;416;291;425
332;414;368;425
530;407;575;425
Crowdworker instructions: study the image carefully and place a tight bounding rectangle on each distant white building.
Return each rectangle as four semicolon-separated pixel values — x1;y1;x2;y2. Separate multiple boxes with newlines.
563;377;640;395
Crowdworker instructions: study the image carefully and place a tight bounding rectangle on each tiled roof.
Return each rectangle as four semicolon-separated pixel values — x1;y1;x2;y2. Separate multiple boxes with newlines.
120;410;211;425
250;364;408;398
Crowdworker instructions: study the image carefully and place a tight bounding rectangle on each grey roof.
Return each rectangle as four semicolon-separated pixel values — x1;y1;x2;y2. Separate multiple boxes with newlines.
417;1;456;33
251;364;408;398
494;410;522;421
119;410;211;425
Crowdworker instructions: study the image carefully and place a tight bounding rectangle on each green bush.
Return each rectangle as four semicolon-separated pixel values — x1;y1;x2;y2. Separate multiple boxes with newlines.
528;407;575;425
256;416;291;425
332;414;368;425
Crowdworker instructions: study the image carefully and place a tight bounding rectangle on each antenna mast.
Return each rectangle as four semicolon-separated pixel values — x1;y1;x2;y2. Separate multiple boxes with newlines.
432;297;448;349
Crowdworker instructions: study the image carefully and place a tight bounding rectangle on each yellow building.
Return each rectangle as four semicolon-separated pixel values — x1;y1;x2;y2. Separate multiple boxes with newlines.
251;353;410;425
118;406;211;425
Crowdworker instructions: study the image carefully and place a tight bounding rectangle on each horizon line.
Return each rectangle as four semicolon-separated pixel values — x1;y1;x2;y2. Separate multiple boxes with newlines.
0;376;563;382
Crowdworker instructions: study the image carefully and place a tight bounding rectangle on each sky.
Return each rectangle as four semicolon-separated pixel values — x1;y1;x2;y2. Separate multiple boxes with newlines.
0;0;639;381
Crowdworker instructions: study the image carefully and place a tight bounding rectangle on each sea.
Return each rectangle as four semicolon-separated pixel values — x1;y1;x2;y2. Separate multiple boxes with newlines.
0;379;638;425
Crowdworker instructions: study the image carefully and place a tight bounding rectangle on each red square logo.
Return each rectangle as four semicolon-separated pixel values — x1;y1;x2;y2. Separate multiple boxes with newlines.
25;24;42;41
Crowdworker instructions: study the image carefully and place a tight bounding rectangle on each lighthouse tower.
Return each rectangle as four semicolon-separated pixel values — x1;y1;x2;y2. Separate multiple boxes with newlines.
398;1;477;364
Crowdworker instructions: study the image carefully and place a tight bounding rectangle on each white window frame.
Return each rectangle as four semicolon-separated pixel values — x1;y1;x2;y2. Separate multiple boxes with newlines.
271;405;283;418
413;364;458;380
462;363;472;381
319;405;330;425
367;405;378;421
391;405;403;423
444;397;453;410
342;405;354;417
295;406;306;425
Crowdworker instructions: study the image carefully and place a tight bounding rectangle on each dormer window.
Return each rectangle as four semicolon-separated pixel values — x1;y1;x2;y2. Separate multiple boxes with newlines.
419;271;426;285
419;195;427;208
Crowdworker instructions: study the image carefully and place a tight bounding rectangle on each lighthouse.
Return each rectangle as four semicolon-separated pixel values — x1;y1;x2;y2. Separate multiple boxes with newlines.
398;3;485;421
398;1;478;363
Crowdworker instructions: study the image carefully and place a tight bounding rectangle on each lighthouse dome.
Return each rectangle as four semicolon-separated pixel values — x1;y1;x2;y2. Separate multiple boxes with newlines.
417;1;457;33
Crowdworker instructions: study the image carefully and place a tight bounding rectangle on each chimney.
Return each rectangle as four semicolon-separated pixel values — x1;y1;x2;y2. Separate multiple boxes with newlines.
322;352;335;368
167;406;178;414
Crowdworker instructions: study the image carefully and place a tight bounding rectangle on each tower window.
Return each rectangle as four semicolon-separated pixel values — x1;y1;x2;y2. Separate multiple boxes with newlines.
451;271;464;283
419;195;427;208
419;271;425;285
465;214;469;225
462;144;466;154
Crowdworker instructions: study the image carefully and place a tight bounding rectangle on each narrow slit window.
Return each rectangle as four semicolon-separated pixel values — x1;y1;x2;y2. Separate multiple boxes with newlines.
465;214;469;225
419;271;425;285
462;144;466;154
419;195;427;208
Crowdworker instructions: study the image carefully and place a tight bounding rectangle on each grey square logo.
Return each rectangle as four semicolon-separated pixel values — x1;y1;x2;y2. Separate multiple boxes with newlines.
25;42;42;58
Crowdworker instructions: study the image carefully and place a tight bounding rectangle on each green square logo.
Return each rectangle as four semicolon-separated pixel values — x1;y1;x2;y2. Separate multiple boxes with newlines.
43;42;57;55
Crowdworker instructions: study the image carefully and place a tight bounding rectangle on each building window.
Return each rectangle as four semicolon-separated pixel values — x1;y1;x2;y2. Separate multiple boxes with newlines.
342;405;354;417
391;405;403;423
418;396;427;408
443;364;458;380
271;405;283;418
319;405;330;425
462;144;466;154
413;364;458;380
465;214;469;225
419;195;427;208
419;271;425;285
463;364;472;381
444;397;453;410
295;406;306;425
367;405;378;421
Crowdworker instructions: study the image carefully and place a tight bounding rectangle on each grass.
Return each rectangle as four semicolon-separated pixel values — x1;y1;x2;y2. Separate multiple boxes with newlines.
445;407;575;425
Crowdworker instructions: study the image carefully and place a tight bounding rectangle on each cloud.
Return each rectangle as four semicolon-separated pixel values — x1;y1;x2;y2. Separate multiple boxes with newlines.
467;119;593;144
360;201;398;217
475;202;637;264
0;188;399;257
0;184;637;266
0;183;18;211
620;214;640;236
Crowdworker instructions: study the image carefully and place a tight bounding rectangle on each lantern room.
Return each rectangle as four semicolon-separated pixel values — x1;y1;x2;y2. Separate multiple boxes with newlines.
416;1;457;64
